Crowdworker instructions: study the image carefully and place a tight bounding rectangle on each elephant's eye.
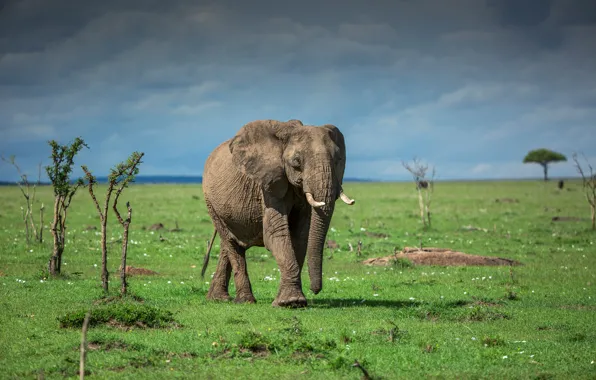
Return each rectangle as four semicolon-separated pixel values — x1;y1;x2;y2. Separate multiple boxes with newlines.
290;155;301;169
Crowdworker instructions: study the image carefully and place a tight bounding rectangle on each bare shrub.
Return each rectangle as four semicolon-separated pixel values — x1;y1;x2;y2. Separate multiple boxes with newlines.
1;155;45;244
572;152;596;230
402;157;436;230
82;152;144;295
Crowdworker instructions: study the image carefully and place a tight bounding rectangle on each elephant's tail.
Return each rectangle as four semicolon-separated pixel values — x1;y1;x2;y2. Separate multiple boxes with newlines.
201;229;218;279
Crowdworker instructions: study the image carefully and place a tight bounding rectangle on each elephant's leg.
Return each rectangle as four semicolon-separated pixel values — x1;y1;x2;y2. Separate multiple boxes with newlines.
289;206;311;288
263;206;307;308
222;239;257;304
206;252;232;302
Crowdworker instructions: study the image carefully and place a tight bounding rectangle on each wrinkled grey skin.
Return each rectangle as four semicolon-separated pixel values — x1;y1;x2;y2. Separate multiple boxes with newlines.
201;119;355;307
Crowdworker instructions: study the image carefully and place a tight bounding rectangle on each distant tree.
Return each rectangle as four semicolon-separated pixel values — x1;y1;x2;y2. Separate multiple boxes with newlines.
523;149;567;181
46;137;88;276
1;155;45;244
572;153;596;231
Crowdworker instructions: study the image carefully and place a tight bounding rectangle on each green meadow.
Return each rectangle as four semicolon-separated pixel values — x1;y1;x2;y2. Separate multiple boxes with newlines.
0;180;594;379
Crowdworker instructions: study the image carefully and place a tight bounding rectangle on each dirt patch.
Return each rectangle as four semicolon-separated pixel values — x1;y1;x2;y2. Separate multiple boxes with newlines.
362;247;522;267
551;216;589;222
123;266;159;276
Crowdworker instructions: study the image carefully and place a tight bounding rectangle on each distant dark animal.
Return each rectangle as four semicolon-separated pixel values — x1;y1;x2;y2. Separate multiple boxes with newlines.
558;180;564;190
416;180;429;190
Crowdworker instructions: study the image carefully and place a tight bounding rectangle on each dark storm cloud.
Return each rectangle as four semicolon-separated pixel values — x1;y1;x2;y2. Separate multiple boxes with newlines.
0;0;595;181
0;0;197;53
488;0;552;27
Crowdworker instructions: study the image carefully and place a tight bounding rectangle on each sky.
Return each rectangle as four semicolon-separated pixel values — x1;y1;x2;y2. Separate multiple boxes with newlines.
1;0;595;182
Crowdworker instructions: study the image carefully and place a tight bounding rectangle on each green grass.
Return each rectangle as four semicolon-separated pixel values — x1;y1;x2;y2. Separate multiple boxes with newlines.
0;180;595;379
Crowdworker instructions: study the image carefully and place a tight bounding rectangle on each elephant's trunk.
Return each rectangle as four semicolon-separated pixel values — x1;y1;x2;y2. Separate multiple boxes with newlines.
304;178;335;295
306;204;333;294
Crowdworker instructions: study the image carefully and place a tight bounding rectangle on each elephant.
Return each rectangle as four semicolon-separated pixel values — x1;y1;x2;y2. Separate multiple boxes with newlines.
200;119;355;307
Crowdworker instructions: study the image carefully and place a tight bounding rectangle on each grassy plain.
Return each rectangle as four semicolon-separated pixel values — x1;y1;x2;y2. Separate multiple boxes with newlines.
0;180;594;379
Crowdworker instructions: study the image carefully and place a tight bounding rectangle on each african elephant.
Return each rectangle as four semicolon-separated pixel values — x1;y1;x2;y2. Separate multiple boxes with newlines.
201;119;355;307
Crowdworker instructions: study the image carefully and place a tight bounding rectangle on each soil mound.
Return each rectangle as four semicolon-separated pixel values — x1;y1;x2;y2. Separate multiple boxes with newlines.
123;266;159;276
362;247;522;267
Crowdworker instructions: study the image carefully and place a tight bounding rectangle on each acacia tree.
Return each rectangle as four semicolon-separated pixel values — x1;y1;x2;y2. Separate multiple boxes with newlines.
402;157;436;230
82;151;143;295
523;149;567;181
46;137;88;276
1;155;44;244
572;153;596;231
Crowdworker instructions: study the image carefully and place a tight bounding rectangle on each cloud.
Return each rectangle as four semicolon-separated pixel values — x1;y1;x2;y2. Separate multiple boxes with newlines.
0;0;595;182
2;124;57;142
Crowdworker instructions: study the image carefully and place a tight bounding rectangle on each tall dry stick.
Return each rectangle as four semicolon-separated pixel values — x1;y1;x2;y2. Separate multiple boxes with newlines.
79;311;91;380
39;203;45;244
424;167;436;228
416;186;425;227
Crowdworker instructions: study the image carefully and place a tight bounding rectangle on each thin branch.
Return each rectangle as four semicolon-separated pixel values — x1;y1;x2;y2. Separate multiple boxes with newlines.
112;153;144;225
82;167;104;219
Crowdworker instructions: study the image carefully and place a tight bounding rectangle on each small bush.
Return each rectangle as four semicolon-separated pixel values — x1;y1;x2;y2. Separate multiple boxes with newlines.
238;330;273;353
328;355;352;370
58;303;175;328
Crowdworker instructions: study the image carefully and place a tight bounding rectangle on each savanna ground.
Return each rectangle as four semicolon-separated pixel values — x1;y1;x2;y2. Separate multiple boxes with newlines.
0;180;594;379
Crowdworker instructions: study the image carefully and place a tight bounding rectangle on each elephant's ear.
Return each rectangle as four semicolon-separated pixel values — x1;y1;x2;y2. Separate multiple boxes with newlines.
321;124;347;186
321;124;346;156
229;120;293;198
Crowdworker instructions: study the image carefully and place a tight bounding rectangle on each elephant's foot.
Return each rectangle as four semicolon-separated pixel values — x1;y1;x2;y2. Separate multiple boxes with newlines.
272;287;307;308
207;288;231;302
234;293;257;304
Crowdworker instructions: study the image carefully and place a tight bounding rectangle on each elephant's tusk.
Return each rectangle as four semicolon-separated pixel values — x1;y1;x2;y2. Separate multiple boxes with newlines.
339;190;355;205
305;193;326;208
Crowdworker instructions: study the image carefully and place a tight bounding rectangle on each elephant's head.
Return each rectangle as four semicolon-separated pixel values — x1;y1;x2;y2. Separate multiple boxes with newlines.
228;119;355;294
